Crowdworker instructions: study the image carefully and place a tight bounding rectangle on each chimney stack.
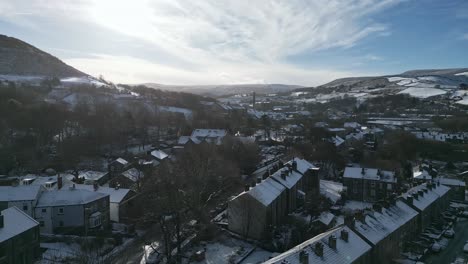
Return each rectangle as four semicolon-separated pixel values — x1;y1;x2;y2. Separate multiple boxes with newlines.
314;243;324;257
406;195;413;205
244;184;250;192
373;204;382;213
344;215;355;228
292;160;298;171
281;171;286;180
413;192;419;200
418;190;424;197
93;182;99;191
299;250;309;264
328;235;337;249
57;174;63;190
257;177;262;184
0;214;4;228
340;229;349;242
251;181;256;188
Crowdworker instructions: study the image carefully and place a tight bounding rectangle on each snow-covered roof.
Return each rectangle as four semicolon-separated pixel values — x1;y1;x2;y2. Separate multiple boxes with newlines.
115;158;128;165
401;183;450;211
438;177;466;187
36;189;109;207
177;136;202;145
0;207;39;243
150;149;169;160
320;180;343;204
78;171;107;181
72;184;131;203
263;226;371;264
270;168;303;189
317;212;335;226
0;185;43;201
243;177;285;206
288;158;317;175
121;168;144;182
191;129;227;139
332;136;345;147
413;170;432;180
343;167;396;183
344;122;361;128
353;200;418;245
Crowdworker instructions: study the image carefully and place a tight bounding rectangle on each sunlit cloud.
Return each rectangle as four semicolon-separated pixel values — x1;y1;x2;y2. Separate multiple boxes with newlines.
0;0;407;85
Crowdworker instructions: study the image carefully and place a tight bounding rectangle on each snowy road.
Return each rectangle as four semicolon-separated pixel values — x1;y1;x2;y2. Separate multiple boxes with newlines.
425;218;468;264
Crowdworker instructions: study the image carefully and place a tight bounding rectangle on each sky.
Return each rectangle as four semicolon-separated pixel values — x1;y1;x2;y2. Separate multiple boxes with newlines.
0;0;467;86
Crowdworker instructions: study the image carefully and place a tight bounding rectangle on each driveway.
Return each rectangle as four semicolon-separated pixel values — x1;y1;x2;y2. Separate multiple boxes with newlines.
425;218;468;264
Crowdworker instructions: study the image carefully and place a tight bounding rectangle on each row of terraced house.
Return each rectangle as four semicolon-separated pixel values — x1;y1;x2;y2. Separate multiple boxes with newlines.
263;181;452;264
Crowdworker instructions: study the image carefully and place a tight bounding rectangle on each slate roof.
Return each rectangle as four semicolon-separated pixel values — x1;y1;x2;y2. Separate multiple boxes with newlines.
36;189;108;207
353;200;418;245
0;185;43;201
0;207;39;243
401;183;450;211
343;167;396;183
271;167;303;189
72;184;131;203
264;226;371;264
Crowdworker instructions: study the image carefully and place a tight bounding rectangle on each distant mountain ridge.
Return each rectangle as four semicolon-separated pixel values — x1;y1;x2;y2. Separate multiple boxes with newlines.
143;83;303;97
316;68;468;89
0;34;86;78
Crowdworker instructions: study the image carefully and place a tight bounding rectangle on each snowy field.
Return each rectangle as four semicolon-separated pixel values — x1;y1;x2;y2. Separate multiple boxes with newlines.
398;87;446;98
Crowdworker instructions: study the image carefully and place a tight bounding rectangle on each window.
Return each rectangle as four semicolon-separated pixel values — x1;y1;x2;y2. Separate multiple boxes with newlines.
370;181;376;187
23;204;28;211
59;221;64;227
58;207;64;215
370;189;376;197
39;221;45;227
387;184;392;190
42;208;47;213
353;185;358;194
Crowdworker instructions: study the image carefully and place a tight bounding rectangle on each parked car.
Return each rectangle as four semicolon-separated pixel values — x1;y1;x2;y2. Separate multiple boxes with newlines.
452;257;465;264
464;241;468;253
459;211;468;218
443;229;455;238
431;242;442;253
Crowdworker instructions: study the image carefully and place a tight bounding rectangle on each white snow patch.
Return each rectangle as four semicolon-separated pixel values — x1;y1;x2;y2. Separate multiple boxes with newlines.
455;72;468;76
398;87;446;98
61;76;106;87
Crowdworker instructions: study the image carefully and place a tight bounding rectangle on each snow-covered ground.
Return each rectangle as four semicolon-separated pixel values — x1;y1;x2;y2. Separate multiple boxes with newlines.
61;76;107;87
239;248;275;264
185;238;255;264
41;242;82;263
455;72;468;76
398;87;447;98
456;96;468;105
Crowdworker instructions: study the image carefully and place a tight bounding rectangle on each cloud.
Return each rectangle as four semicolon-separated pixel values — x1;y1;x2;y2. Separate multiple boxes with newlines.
364;54;384;61
64;53;358;86
1;0;404;85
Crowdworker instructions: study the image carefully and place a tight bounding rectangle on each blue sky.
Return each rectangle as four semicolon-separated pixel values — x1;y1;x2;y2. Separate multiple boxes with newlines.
0;0;467;86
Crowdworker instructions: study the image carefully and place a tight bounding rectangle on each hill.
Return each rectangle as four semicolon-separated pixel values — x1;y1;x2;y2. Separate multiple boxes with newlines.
0;34;86;78
143;83;302;97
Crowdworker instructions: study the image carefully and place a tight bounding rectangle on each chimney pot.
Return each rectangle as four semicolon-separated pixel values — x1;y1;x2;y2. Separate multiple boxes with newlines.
328;235;337;249
299;250;309;264
340;229;349;242
344;215;355;229
57;174;63;190
406;195;413;205
314;243;324;257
